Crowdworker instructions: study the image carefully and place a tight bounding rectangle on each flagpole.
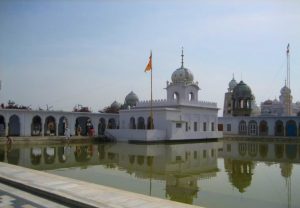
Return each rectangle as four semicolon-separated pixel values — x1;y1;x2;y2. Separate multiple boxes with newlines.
150;51;153;129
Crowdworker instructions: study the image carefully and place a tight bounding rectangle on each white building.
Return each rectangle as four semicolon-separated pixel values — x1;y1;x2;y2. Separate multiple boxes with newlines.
107;51;222;142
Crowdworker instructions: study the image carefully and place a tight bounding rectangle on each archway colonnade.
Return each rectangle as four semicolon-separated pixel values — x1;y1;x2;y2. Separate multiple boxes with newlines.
0;110;119;137
238;119;300;137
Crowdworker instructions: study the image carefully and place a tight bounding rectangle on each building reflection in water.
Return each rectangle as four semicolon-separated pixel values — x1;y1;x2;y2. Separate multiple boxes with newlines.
221;139;299;208
1;139;299;206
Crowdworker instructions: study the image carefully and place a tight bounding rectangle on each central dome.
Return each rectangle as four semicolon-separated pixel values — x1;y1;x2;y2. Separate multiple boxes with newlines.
125;91;139;107
232;81;253;98
171;66;194;83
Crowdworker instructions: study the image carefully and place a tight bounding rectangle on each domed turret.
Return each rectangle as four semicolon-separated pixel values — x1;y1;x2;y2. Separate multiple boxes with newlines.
125;91;139;107
171;48;194;84
280;85;291;95
110;101;121;110
171;67;194;84
232;81;254;116
228;77;237;92
232;81;253;99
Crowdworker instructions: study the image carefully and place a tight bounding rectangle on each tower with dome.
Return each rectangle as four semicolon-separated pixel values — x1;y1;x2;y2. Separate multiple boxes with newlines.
106;50;222;142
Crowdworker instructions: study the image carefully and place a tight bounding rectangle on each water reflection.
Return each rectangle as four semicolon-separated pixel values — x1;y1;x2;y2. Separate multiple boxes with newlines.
1;139;300;208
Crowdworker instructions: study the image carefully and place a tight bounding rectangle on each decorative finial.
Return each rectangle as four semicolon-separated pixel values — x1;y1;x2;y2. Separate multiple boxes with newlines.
232;73;235;80
285;79;287;86
181;46;184;67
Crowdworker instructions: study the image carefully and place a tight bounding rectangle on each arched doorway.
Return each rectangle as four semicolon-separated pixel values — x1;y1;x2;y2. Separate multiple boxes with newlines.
147;116;154;129
286;144;297;160
137;117;145;129
0;115;6;136
58;117;68;136
248;143;258;157
31;116;42;136
173;92;179;103
275;144;284;159
259;144;268;158
188;92;194;101
98;118;106;135
107;118;116;129
248;120;257;136
75;117;90;136
44;116;56;136
129;117;136;129
286;120;297;137
259;120;268;136
238;143;247;156
8;115;20;136
44;147;56;164
7;149;20;165
238;120;247;135
274;120;284;136
31;148;42;165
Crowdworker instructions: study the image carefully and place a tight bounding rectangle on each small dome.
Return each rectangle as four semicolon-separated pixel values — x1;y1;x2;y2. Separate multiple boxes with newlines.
280;85;291;95
171;66;194;83
263;100;273;105
228;78;238;91
125;91;139;106
232;81;253;98
111;101;121;109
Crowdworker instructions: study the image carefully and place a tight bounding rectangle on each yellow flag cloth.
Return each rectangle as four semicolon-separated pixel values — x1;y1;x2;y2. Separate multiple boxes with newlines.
144;52;152;72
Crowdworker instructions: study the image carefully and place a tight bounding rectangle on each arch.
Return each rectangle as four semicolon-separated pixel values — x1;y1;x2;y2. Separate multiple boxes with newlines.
7;149;20;165
188;92;194;101
238;120;247;135
275;144;284;159
147;116;154;129
31;116;42;136
238;143;247;156
286;120;297;137
58;146;67;163
0;115;6;136
248;120;257;136
98;118;106;135
259;144;268;158
137;117;145;129
248;143;258;157
74;145;92;162
0;147;4;162
129;117;136;129
107;118;116;129
75;117;90;136
259;120;268;136
173;92;180;103
58;116;68;136
286;144;297;160
8;115;20;136
44;147;56;164
44;116;56;136
31;148;42;165
274;120;284;136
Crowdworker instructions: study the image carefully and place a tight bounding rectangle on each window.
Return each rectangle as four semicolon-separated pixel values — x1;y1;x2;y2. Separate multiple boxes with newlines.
185;123;188;131
203;122;207;131
203;150;207;158
227;144;231;152
211;149;215;157
211;122;215;131
176;123;182;128
227;124;231;132
194;122;197;131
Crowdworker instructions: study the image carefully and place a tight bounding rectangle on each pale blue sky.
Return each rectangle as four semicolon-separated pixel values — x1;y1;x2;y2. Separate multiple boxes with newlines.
0;0;300;113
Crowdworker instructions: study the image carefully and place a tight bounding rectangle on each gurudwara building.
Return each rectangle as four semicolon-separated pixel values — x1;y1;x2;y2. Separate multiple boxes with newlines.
219;77;300;137
107;52;222;142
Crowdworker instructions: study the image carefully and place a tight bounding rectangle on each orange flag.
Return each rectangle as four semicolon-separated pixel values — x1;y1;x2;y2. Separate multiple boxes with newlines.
144;51;152;72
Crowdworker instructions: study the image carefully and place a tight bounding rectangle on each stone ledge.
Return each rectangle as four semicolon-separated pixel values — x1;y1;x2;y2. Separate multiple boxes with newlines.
0;162;201;208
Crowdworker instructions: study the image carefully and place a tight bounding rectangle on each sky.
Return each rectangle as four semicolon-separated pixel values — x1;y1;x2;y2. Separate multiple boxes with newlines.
0;0;300;115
